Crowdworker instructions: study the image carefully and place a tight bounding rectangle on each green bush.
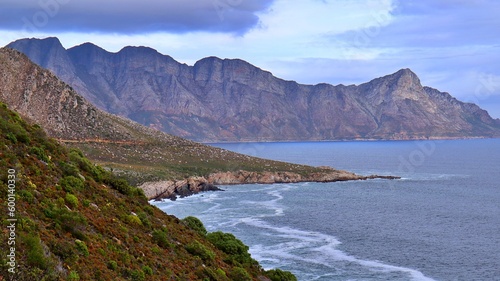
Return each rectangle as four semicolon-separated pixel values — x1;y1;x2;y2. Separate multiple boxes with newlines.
127;214;143;225
65;193;79;208
23;234;48;270
130;269;146;281
185;240;215;262
152;229;171;249
50;240;78;264
142;265;153;275
229;267;251;281
30;146;49;162
266;269;298;281
6;132;17;143
44;204;87;239
19;189;34;203
107;260;118;271
75;239;89;257
104;176;133;195
59;176;84;192
206;231;252;265
137;212;152;228
59;162;80;177
69;148;105;180
182;216;207;236
67;270;80;281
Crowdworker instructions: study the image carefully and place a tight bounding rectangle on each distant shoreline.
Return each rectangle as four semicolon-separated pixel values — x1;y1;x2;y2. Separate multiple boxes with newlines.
203;136;497;145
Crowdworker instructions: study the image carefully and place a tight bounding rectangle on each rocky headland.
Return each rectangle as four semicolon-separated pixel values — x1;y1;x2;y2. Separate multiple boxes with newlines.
141;169;400;200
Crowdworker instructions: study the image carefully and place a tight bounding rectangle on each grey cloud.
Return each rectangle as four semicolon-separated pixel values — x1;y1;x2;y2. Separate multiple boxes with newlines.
0;0;274;34
333;0;500;49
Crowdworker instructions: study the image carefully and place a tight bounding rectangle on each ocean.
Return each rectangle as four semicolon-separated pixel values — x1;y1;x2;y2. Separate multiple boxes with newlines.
152;139;500;281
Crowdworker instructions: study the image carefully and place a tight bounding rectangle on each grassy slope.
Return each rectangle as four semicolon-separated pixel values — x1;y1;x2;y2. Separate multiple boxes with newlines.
0;102;295;280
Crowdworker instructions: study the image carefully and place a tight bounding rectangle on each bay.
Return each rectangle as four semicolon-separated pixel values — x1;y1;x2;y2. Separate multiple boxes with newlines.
152;139;500;281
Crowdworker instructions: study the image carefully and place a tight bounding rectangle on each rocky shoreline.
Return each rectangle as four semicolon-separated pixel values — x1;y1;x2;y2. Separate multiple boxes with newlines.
140;169;400;201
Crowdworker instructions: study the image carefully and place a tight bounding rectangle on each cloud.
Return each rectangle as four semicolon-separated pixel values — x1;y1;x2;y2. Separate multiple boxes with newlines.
0;0;274;34
333;0;500;49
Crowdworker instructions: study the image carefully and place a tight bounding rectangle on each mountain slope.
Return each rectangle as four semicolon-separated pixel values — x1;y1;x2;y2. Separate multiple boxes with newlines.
7;37;500;141
0;101;296;280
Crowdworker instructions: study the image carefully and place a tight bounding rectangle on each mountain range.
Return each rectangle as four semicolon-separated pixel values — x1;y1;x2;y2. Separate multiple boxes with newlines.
8;37;500;142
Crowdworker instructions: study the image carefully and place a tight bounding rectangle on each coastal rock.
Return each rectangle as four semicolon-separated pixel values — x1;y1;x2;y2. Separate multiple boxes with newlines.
141;170;400;200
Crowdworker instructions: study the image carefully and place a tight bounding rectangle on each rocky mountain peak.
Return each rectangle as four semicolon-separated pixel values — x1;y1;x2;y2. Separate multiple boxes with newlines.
7;37;500;141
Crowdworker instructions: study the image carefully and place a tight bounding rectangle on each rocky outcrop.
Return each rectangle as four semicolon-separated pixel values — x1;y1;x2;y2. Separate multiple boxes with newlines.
140;170;400;200
8;37;500;141
140;177;222;201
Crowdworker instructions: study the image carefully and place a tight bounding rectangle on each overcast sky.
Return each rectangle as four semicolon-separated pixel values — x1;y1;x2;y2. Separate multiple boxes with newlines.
1;0;499;117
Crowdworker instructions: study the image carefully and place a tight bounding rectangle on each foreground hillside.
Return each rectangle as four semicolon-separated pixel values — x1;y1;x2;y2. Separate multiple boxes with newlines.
0;47;345;186
0;102;295;280
8;37;500;142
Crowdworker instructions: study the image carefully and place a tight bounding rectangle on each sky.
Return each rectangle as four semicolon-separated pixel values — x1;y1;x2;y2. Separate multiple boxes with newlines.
0;0;499;118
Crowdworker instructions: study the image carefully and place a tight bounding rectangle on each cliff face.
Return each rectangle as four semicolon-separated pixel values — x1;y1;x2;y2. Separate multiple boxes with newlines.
8;37;500;141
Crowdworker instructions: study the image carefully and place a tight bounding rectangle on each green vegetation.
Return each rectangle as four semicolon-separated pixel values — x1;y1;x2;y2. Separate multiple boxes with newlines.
0;102;297;280
266;269;298;281
65;193;79;208
182;216;208;236
207;231;255;266
185;240;216;262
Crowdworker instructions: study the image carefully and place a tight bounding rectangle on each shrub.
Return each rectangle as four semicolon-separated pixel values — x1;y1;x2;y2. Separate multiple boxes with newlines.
142;265;153;275
130;269;146;281
104;176;133;195
229;267;251;281
182;216;207;236
107;260;118;271
50;240;78;264
59;162;80;177
23;234;48;270
6;132;17;143
30;146;49;162
19;190;34;203
75;239;89;257
137;212;151;228
185;241;215;262
65;193;79;208
44;205;87;239
206;231;252;265
69;148;104;180
266;269;298;281
59;176;84;192
152;229;171;249
127;214;143;225
67;270;80;281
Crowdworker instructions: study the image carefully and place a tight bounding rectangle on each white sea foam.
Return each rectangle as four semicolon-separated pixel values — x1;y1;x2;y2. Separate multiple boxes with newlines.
158;183;438;281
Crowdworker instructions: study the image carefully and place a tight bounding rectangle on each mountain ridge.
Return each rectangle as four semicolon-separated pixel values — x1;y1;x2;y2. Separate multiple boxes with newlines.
7;37;500;141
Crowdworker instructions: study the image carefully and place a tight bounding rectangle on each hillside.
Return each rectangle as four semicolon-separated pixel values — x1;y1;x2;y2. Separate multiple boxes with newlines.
0;101;296;280
7;37;500;142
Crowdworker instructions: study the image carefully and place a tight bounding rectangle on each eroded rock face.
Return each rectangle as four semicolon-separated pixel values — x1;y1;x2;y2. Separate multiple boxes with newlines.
8;38;500;141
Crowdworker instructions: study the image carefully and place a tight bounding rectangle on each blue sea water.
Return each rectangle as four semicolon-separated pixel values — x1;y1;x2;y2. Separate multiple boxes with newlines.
152;139;500;281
